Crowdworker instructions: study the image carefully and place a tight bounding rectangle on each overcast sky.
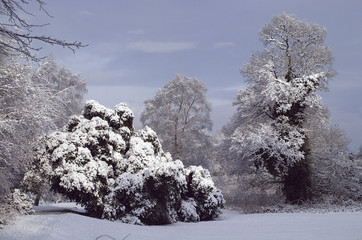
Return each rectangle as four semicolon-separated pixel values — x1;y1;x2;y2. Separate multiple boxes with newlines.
31;0;362;150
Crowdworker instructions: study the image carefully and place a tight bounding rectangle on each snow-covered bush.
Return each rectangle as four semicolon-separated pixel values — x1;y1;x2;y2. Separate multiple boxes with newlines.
22;100;224;224
0;189;34;227
4;189;34;215
185;166;226;220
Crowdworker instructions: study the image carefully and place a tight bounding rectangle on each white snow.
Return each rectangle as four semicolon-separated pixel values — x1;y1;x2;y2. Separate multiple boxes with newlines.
1;204;362;240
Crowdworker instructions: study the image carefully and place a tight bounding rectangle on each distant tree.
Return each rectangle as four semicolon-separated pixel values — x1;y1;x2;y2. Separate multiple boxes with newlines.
32;56;87;125
357;146;362;159
22;101;224;224
304;111;362;202
0;0;86;60
0;54;87;198
307;120;362;201
229;13;336;203
141;75;213;166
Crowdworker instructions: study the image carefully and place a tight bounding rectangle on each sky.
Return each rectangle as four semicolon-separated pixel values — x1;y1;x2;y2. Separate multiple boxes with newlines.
28;0;362;150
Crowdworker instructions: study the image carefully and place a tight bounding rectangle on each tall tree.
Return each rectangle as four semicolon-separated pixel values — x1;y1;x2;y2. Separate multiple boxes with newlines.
230;13;335;203
141;75;212;166
0;54;87;197
0;0;86;60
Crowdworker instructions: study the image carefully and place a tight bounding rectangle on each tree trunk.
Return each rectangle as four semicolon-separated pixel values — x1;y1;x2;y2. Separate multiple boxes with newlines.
34;193;41;206
283;139;312;203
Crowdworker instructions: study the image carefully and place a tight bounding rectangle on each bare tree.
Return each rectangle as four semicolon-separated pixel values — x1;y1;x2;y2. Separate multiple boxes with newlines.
0;0;86;61
141;75;213;166
306;116;362;201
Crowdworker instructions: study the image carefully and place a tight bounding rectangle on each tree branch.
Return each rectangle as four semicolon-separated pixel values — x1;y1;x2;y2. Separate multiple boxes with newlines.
0;0;87;61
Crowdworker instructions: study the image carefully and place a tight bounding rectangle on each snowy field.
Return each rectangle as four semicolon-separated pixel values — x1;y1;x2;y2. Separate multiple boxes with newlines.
1;203;362;240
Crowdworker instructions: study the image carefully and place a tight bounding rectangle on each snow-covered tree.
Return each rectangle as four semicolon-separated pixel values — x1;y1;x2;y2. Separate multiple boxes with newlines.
0;54;87;197
228;13;336;203
141;75;213;166
356;146;362;159
22;101;224;225
243;13;335;87
308;119;362;202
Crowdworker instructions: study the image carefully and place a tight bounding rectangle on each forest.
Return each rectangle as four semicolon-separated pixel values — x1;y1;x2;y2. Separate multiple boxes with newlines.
1;1;362;237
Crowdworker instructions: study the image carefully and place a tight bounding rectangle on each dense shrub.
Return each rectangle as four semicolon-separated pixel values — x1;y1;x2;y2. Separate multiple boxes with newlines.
0;189;34;228
22;100;224;224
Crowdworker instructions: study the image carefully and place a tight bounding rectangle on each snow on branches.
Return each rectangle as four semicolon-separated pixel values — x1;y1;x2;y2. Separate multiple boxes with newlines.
234;61;325;123
232;61;327;177
0;56;86;196
22;100;224;225
141;74;213;167
231;123;305;176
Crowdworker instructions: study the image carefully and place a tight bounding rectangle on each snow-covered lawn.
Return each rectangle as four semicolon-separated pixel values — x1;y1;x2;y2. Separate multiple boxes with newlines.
1;203;362;240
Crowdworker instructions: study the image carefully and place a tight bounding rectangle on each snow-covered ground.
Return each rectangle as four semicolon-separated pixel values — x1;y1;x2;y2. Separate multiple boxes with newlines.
1;203;362;240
